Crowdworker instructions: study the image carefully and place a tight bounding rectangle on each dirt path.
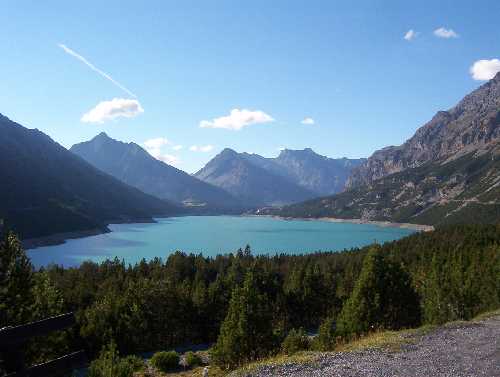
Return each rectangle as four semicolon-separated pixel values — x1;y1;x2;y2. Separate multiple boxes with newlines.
243;314;500;377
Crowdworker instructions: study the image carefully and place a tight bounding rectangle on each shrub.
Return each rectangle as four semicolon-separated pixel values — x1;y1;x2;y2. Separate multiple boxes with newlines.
88;343;143;377
313;317;336;351
150;351;180;372
122;355;145;372
184;351;203;368
280;328;310;355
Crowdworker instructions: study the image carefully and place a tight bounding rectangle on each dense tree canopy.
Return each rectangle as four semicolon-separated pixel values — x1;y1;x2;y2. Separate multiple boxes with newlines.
0;224;498;372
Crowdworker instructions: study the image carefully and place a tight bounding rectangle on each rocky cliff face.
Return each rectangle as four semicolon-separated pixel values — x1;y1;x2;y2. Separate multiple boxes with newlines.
347;72;500;188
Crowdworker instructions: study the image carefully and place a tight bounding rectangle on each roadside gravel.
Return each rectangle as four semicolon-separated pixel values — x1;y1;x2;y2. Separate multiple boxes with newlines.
239;314;500;377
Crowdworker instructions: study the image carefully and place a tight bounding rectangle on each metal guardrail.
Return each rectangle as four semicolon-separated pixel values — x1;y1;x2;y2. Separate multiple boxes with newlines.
0;313;88;377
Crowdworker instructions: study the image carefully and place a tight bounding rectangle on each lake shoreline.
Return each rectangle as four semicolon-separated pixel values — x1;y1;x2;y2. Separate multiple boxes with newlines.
27;215;419;268
25;214;432;250
24;217;158;250
23;227;110;250
252;215;435;232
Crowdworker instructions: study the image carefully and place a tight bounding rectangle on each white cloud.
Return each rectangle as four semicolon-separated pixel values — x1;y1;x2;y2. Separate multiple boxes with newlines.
433;27;458;39
189;145;214;152
143;137;170;149
81;98;144;123
58;43;137;98
200;145;214;152
470;59;500;81
145;146;180;166
404;29;418;41
301;117;315;125
172;145;183;151
159;154;180;166
200;108;274;130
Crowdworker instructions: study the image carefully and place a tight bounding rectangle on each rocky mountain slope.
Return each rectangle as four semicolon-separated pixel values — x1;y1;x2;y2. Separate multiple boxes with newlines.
265;151;499;225
260;73;500;225
194;148;315;206
0;114;180;240
348;72;500;188
71;133;243;213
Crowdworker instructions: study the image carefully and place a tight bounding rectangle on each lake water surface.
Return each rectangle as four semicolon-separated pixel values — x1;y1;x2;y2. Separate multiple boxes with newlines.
27;216;414;268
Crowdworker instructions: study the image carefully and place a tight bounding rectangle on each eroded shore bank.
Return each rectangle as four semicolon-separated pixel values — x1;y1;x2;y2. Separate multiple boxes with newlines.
260;215;435;232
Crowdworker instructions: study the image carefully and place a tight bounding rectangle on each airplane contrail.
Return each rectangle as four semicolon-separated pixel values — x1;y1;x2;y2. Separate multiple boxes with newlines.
58;43;137;98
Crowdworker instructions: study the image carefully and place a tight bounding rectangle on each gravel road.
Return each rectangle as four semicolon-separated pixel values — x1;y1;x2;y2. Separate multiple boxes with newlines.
241;314;500;377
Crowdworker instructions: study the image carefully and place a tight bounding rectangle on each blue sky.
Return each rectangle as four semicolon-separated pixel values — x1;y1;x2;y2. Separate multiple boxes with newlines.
1;1;499;172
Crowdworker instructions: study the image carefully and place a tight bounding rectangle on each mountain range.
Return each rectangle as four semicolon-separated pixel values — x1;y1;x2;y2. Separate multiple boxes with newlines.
0;114;180;241
70;133;243;213
242;148;365;196
261;72;500;225
0;112;364;243
194;148;363;206
194;148;314;206
2;72;498;242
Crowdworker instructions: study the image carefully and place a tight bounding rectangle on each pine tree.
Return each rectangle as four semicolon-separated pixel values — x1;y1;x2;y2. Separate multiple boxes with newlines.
0;231;34;327
336;247;420;338
210;270;276;369
314;316;336;351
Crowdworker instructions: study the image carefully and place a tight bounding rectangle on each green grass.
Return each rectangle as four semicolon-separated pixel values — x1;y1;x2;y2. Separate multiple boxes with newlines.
471;308;500;321
230;351;320;377
336;325;436;353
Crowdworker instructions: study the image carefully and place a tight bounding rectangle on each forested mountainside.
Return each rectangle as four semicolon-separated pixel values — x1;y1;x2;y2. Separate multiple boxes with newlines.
0;114;180;240
71;133;244;213
194;148;315;206
261;74;500;225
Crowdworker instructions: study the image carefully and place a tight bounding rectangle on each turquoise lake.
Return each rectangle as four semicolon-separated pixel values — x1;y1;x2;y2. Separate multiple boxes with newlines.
27;216;415;268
